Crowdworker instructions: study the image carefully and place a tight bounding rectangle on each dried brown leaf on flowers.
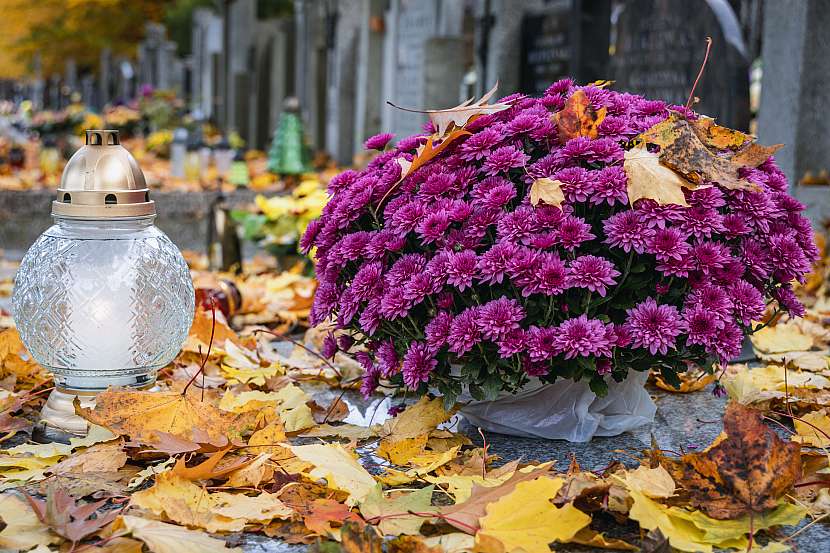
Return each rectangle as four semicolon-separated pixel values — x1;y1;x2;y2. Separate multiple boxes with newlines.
624;145;698;207
529;178;565;208
394;128;472;184
25;484;121;546
421;82;511;138
666;402;801;519
170;446;252;481
639;113;782;190
551;89;608;142
76;388;256;444
439;464;553;534
688;116;751;150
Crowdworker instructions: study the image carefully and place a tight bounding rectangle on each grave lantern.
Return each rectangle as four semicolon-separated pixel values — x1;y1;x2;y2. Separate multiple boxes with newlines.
11;130;195;439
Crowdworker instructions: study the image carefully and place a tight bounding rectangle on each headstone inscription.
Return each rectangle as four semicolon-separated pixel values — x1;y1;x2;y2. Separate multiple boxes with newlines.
611;0;751;130
518;0;611;97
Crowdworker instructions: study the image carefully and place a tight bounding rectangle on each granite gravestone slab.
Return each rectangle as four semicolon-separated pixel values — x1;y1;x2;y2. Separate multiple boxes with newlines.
519;0;611;97
611;0;750;130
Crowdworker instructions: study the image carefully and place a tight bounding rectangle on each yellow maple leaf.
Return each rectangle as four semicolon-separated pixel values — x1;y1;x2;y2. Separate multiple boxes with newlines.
619;465;676;498
0;493;61;550
529;178;565;208
793;409;830;448
218;385;314;432
77;389;254;444
380;397;454;443
377;434;428;465
624;145;698;207
476;477;590;553
751;323;815;355
121;515;241;553
378;447;461;486
130;472;292;533
289;443;377;505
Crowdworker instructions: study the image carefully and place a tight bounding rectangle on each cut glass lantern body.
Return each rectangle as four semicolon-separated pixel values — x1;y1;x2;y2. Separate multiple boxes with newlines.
12;216;194;392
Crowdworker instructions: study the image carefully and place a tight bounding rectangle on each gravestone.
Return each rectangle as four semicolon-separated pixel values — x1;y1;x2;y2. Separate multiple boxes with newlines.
518;1;610;97
611;0;750;130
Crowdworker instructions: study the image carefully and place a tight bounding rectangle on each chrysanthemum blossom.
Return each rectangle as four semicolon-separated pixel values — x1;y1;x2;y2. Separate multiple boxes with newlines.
305;79;815;398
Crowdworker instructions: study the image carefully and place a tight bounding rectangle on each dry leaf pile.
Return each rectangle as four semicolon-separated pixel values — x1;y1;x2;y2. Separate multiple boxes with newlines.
0;300;817;553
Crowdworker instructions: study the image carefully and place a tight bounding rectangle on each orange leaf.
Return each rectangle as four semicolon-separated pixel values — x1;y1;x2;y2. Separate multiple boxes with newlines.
171;447;252;481
551;90;607;142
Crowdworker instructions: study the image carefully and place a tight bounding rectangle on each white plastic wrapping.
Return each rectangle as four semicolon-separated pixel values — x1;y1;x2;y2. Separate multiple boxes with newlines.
460;371;656;442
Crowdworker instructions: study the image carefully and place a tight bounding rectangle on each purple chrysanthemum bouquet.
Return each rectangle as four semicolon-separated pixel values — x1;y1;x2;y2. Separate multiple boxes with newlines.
302;80;817;405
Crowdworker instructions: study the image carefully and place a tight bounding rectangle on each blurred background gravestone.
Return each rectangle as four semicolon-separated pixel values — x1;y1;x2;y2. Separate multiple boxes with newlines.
758;0;830;223
611;0;751;131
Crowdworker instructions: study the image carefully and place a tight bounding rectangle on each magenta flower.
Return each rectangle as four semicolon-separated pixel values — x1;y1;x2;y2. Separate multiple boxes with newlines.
729;280;766;325
483;145;529;175
683;305;723;347
567;255;620;297
447;307;482;355
554;315;614;359
417;211;451;243
402;342;438;388
647;228;690;261
322;333;338;359
425;311;453;350
528;252;568;295
364;133;395;150
624;298;685;355
377;340;399;377
603;210;651;253
445;250;478;291
478;297;525;340
557;215;595;250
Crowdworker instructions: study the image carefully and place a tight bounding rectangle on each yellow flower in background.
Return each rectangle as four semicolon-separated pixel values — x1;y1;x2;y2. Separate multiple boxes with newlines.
251;178;330;248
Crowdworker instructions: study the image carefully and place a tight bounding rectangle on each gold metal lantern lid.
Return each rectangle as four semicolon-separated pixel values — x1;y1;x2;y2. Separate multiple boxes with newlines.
52;129;155;219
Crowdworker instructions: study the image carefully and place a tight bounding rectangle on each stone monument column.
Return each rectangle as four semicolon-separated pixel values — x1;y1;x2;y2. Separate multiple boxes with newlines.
757;0;830;188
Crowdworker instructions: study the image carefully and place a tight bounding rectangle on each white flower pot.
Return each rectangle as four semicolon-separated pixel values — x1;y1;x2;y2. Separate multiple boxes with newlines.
460;370;656;442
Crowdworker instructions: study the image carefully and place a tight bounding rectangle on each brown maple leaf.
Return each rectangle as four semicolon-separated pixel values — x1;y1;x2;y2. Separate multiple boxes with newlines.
639;113;782;191
25;484;121;546
551;89;608;142
302;498;364;536
170;446;252;481
667;402;801;520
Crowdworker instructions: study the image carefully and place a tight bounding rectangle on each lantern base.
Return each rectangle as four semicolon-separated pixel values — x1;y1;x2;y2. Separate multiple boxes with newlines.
33;385;160;442
33;389;96;443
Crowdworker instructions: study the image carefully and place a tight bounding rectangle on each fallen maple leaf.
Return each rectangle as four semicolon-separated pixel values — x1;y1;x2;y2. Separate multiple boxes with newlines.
475;477;591;553
47;441;127;475
170;446;251;481
666;402;801;520
624;145;698;207
551;89;608;142
439;463;553;533
0;493;61;550
25;484;121;546
302;498;364;538
380;396;454;442
398;82;511;138
339;520;383;553
619;465;676;499
639;113;782;190
130;471;292;532
121;515;240;552
76;388;255;444
289;444;377;505
529;177;565;208
360;484;436;536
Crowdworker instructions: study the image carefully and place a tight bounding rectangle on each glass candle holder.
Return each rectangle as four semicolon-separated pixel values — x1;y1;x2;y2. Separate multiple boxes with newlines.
11;130;195;437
